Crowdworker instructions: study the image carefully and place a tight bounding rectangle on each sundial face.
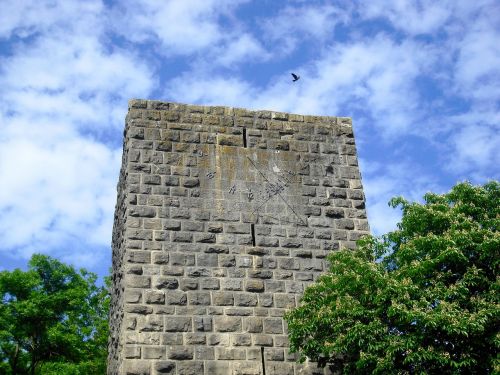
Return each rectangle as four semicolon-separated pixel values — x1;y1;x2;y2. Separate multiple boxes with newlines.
196;144;308;226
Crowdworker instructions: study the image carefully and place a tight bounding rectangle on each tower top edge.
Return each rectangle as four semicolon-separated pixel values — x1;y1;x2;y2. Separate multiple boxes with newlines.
128;99;352;126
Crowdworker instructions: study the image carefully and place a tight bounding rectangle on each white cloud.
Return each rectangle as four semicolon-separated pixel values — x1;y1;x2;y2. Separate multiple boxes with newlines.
0;119;121;267
0;0;156;268
215;33;271;67
453;12;500;102
0;0;104;39
0;33;156;130
360;0;498;37
165;74;255;107
440;6;500;177
110;0;273;67
111;0;248;55
445;124;500;180
259;3;349;55
360;1;453;35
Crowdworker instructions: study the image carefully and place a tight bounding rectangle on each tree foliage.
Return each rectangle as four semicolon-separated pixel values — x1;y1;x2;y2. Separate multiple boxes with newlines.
0;254;109;375
285;181;499;374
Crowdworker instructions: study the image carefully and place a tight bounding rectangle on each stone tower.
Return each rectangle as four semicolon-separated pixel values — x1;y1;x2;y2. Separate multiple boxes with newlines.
108;100;369;375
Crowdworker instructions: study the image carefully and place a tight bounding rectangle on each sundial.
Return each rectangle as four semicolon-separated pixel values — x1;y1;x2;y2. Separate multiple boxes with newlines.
195;144;308;226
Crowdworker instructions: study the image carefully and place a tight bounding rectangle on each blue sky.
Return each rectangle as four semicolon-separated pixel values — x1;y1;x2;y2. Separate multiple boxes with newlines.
0;0;499;279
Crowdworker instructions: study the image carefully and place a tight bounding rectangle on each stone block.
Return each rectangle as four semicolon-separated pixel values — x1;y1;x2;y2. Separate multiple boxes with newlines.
254;334;273;346
244;348;262;362
165;291;187;305
152;252;169;265
213;291;234;306
248;269;273;279
265;348;285;361
274;335;289;347
186;267;210;277
143;346;165;359
165;316;192;332
245;279;264;292
222;278;243;291
335;218;355;230
219;254;236;267
124;345;141;359
145;290;165;304
225;223;251;234
167;346;194;360
217;347;246;360
138;316;164;334
196;253;218;267
195;346;215;360
236;255;253;268
179;278;198;291
193;316;212;332
171;232;193;243
264;318;283;334
266;362;293;375
225;307;252;316
257;237;279;247
129;206;156;217
234;293;258;307
188;291;211;305
232;333;252;346
170;253;195;266
200;278;220;290
258;293;274;307
161;333;183;345
154;361;175;374
214;316;241;332
184;333;206;344
207;223;223;233
127;250;151;263
244;317;263;333
278;258;300;270
124;360;151;375
124;290;142;303
154;277;178;290
162;266;184;277
280;238;303;248
218;134;243;146
125;305;153;315
194;232;216;243
205;361;231;375
126;275;151;288
274;294;296;308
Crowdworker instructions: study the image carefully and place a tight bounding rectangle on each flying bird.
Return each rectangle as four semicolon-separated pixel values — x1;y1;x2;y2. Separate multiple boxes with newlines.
291;73;300;82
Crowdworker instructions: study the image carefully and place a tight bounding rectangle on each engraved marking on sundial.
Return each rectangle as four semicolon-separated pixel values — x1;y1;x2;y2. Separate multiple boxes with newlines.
198;145;308;226
245;156;307;226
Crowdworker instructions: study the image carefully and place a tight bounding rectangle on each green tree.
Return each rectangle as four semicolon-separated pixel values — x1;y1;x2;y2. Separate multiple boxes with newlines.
0;254;109;375
285;181;499;374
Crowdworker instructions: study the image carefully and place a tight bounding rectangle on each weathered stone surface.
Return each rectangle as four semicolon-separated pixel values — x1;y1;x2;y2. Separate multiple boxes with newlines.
245;279;265;292
165;317;192;332
144;291;165;304
167;346;193;360
214;316;242;332
154;361;175;374
123;361;150;375
109;101;369;375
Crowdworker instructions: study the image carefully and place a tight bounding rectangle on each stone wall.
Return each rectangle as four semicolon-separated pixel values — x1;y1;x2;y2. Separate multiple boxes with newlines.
108;100;370;375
